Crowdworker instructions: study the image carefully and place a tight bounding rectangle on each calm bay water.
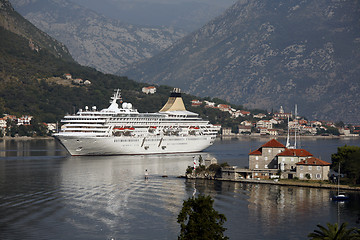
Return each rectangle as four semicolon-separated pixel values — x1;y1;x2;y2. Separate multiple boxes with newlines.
0;137;359;240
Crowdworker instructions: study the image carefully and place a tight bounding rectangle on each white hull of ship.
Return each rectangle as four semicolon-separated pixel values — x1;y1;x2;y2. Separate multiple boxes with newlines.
55;135;215;156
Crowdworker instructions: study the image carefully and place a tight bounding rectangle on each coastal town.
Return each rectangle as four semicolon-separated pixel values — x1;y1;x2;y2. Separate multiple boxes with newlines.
1;84;360;139
190;99;360;138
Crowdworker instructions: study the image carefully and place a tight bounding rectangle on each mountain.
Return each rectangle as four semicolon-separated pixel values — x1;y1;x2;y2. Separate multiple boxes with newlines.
0;0;172;122
0;0;73;61
71;0;237;32
123;0;360;123
10;0;186;74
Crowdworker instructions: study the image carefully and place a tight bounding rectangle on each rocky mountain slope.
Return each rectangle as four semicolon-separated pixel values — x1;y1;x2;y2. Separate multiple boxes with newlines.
123;0;360;123
0;0;73;61
0;0;211;123
71;0;236;32
10;0;186;74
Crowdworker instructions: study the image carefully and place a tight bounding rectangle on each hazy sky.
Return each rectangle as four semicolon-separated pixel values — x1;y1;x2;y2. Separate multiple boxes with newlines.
71;0;237;31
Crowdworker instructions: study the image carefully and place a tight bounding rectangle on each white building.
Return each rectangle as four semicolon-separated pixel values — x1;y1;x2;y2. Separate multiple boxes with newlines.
17;115;33;125
142;86;156;94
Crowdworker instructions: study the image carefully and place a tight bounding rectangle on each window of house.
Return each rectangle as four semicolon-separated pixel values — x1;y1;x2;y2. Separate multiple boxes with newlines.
308;166;312;170
316;173;321;179
265;157;268;161
268;149;271;153
256;156;259;160
300;166;303;170
255;173;258;176
291;157;294;162
265;165;268;169
255;164;258;169
317;166;321;170
300;173;303;179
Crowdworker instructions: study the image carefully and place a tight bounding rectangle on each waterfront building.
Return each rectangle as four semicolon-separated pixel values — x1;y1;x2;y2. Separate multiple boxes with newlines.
277;148;313;171
238;125;252;134
296;157;331;180
222;127;233;136
249;139;286;170
221;139;331;181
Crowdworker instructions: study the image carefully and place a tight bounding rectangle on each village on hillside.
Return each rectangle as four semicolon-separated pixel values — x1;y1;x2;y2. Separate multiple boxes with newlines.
1;85;359;138
190;98;360;138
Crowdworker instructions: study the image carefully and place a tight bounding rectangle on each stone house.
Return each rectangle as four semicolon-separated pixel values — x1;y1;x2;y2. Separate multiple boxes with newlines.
249;139;286;170
277;148;313;171
296;157;331;181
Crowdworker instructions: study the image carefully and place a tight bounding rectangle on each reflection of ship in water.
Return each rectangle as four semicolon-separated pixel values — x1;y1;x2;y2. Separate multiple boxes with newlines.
59;152;217;233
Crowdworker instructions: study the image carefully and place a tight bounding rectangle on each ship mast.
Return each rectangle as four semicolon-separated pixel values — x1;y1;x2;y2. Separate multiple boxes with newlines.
294;104;297;149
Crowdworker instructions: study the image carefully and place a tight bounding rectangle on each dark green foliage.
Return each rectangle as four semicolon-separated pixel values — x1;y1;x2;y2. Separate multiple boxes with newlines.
308;222;360;240
177;195;228;240
186;166;193;175
317;126;340;136
0;27;179;122
331;145;360;185
195;165;206;174
5;118;48;137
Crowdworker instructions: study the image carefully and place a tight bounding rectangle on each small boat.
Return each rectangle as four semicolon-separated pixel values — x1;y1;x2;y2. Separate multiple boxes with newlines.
332;193;349;201
331;164;349;201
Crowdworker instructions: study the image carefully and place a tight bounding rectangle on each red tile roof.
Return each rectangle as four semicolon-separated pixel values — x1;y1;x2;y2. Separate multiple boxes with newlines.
277;148;313;157
261;139;285;148
296;157;331;166
249;149;262;155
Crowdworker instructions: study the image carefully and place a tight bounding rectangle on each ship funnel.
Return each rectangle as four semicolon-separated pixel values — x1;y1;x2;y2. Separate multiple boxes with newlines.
159;88;186;112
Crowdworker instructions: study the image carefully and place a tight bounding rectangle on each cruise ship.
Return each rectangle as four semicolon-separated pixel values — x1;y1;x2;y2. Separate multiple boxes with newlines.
54;88;220;155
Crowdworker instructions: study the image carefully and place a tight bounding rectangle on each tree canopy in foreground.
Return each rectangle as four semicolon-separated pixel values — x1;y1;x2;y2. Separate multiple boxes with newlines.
308;222;360;240
177;194;228;240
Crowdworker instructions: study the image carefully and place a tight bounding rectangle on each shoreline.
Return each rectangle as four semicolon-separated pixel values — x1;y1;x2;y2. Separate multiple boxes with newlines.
183;176;360;191
220;135;359;139
0;136;54;140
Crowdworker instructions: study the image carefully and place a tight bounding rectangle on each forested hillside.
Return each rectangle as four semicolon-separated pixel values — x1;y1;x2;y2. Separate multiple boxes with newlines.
0;16;237;124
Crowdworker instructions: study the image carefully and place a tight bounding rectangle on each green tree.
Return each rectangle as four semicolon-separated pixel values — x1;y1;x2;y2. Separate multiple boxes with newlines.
308;222;360;240
331;145;360;185
177;195;228;240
